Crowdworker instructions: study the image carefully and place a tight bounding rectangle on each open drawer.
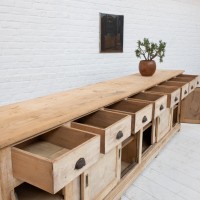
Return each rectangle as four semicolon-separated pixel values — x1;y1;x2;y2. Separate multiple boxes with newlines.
177;74;200;88
12;126;100;194
105;100;153;133
169;77;196;93
128;92;167;118
159;81;189;100
71;110;131;154
145;86;181;108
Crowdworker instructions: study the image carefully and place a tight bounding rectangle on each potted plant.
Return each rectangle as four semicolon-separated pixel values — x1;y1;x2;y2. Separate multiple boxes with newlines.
135;38;166;76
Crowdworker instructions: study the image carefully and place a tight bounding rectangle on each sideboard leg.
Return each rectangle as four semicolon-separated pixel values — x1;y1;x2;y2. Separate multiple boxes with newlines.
63;182;73;200
0;147;15;200
151;118;156;144
137;129;143;164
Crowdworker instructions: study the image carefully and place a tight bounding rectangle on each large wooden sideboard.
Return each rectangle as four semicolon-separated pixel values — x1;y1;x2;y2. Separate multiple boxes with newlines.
0;70;199;200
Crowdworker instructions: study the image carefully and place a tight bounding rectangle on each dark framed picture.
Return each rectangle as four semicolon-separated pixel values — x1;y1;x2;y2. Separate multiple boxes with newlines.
100;13;124;53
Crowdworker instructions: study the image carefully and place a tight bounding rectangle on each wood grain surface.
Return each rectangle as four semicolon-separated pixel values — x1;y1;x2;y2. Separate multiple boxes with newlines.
0;70;183;148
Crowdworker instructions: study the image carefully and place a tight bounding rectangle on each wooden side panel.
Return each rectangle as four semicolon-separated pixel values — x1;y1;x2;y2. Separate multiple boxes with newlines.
180;88;200;124
11;148;54;193
71;122;106;154
0;147;18;200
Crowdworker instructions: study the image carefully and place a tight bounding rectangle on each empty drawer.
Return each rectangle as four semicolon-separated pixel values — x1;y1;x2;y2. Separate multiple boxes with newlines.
71;110;131;154
12;126;100;194
105;100;153;133
146;86;181;108
177;74;200;88
128;92;167;118
169;77;196;93
159;81;189;100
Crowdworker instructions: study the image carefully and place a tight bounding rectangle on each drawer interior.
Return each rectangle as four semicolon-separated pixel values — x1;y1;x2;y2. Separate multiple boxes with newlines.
142;124;152;154
121;135;137;177
169;77;195;82
146;85;179;94
160;81;186;87
74;110;126;129
172;105;179;127
177;74;197;78
15;126;95;160
106;100;151;114
15;183;64;200
129;92;164;102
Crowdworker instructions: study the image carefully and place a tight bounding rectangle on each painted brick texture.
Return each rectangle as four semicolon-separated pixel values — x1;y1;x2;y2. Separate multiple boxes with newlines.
0;0;200;105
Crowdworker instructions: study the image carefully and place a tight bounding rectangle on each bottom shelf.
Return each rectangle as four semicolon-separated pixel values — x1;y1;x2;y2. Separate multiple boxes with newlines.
121;161;137;178
15;183;64;200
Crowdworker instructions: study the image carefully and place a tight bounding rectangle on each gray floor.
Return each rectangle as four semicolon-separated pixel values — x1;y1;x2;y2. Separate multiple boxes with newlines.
122;123;200;200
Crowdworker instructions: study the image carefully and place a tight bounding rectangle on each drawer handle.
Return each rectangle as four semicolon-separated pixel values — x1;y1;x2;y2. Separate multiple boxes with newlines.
197;81;199;85
116;131;123;140
174;97;178;102
184;90;187;95
160;104;164;111
75;158;86;170
142;116;148;123
191;86;194;90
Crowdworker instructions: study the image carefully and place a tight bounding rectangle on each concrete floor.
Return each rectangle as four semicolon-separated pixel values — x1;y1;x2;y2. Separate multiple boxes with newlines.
122;123;200;200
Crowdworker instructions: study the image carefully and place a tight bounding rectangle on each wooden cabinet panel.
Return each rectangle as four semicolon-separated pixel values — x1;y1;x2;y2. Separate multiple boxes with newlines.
180;88;200;124
156;108;171;142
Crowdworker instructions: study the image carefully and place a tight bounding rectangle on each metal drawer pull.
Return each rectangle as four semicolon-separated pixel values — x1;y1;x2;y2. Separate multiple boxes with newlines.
174;97;178;102
116;131;123;140
197;81;199;85
142;116;148;123
184;90;187;95
191;86;194;90
160;104;164;111
75;158;86;170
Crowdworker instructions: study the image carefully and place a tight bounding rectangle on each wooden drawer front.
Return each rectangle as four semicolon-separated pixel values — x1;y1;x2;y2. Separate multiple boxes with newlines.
159;81;189;100
154;95;168;118
181;83;190;99
129;92;167;118
105;100;153;133
177;74;200;88
71;110;131;154
12;126;100;194
189;79;197;93
134;102;152;132
196;76;200;87
156;108;171;142
170;89;181;107
86;147;120;200
146;86;181;108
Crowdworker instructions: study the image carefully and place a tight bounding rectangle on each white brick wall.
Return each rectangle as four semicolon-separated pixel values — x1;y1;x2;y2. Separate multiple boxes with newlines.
1;0;200;105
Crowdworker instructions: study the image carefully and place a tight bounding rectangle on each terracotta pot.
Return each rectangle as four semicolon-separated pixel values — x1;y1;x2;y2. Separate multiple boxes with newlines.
139;60;156;76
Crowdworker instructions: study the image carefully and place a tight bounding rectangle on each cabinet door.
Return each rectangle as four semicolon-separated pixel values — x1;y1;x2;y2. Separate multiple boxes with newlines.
156;108;171;142
84;146;120;200
180;88;200;124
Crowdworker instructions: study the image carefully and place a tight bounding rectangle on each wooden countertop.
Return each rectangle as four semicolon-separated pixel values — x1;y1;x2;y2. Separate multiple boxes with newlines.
0;70;184;148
